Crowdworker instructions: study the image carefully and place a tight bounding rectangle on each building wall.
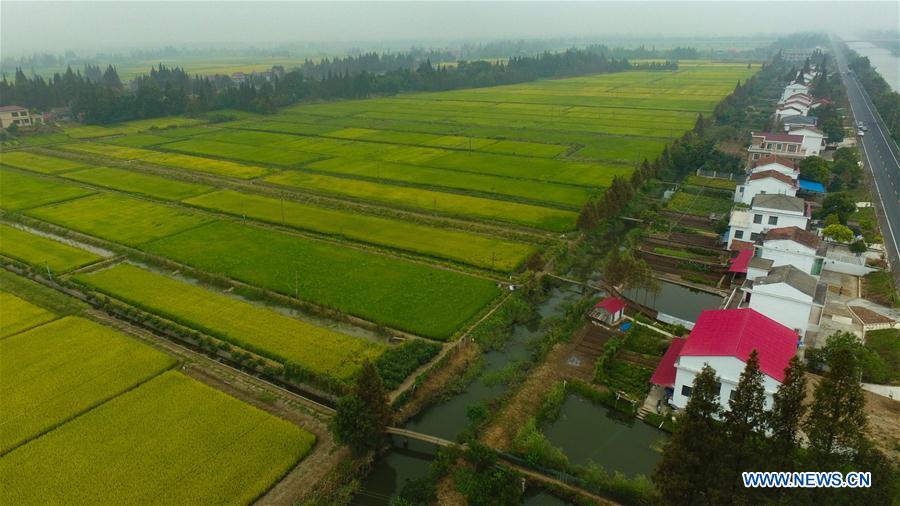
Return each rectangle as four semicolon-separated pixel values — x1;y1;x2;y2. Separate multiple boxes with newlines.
673;355;782;411
734;178;796;205
747;284;814;336
759;241;820;275
729;212;809;247
0;110;33;129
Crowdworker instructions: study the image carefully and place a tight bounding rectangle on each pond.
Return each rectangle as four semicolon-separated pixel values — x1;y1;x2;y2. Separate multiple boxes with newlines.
354;287;582;505
622;279;723;324
543;394;667;478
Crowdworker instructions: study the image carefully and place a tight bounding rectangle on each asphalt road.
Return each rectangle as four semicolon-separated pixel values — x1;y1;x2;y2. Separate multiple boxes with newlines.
833;45;900;286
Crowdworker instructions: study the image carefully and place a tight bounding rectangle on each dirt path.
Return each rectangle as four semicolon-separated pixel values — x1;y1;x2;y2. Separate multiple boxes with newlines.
395;341;481;423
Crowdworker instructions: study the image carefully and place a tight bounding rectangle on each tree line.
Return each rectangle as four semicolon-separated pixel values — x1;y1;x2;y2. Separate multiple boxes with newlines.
654;332;898;505
848;53;900;144
0;47;676;125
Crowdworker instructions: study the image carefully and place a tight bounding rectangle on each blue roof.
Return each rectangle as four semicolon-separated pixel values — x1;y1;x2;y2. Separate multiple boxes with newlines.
798;179;825;192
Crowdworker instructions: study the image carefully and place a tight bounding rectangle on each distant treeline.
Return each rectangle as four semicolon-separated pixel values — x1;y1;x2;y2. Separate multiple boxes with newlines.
848;54;900;144
1;47;676;124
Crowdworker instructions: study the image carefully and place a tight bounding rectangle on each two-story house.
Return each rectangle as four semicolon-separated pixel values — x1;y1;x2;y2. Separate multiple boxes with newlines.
0;106;33;129
727;194;809;249
733;170;798;205
742;264;826;339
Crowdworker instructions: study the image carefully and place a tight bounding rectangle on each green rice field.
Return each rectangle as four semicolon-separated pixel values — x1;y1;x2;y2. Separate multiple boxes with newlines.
0;292;57;338
75;263;383;380
26;193;211;246
0;224;102;273
0;370;315;504
0;316;176;453
0;169;95;211
144;220;500;339
0;151;87;174
184;189;534;270
64;166;213;201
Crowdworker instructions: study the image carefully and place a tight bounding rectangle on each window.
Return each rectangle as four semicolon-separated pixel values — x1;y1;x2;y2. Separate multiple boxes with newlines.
788;145;798;152
753;214;763;224
750;233;760;241
714;382;722;395
734;230;744;239
768;216;778;225
681;385;692;398
730;390;737;401
11;112;18;117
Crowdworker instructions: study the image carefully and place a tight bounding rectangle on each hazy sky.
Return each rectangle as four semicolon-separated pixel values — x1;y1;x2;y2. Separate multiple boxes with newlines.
2;1;898;57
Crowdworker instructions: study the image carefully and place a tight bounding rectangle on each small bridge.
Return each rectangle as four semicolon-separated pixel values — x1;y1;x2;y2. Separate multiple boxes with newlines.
385;427;459;448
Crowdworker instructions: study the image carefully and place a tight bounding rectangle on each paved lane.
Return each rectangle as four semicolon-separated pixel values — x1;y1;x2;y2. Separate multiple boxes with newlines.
833;42;900;285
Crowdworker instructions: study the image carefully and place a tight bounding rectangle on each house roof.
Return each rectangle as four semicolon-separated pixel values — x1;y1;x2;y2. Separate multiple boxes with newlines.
763;226;820;250
777;103;807;111
755;132;803;143
748;170;796;186
729;249;753;273
789;126;824;136
753;154;797;168
782;115;818;126
748;256;774;271
680;309;798;382
730;239;755;252
751;194;806;214
848;306;895;325
651;337;687;387
754;264;819;300
0;105;27;113
595;297;626;314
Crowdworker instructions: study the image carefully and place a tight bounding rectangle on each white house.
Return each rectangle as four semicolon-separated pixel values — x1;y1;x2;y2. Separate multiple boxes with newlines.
749;155;799;178
733;170;797;205
588;297;626;326
0;105;33;129
780;83;810;102
652;308;798;411
788;127;825;157
755;226;825;277
783;92;813;106
748;132;805;161
775;104;809;122
743;264;826;339
727;194;809;249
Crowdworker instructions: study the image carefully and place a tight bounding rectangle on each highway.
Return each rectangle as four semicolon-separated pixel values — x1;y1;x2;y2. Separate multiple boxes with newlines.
833;43;900;286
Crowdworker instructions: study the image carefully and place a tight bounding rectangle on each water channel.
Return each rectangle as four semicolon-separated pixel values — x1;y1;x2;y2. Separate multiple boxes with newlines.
354;284;667;504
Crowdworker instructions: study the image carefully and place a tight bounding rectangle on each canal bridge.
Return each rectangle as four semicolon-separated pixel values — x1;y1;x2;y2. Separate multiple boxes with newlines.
386;426;618;505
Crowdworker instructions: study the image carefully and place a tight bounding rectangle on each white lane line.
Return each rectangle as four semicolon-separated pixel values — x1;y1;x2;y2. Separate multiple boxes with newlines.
846;75;900;262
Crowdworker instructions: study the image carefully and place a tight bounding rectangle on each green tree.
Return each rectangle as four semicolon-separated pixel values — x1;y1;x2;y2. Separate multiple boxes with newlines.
766;356;807;472
849;239;867;255
653;364;725;505
822;224;854;243
723;351;767;499
330;360;390;456
804;333;868;468
454;442;522;506
820;192;857;224
799;156;830;183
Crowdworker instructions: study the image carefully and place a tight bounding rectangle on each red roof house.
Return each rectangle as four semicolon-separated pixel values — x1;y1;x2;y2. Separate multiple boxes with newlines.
589;297;627;325
657;308;799;410
728;249;753;274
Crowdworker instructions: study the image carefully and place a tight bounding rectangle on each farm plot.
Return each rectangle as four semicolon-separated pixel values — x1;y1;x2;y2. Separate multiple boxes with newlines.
161;138;324;167
56;141;157;160
75;263;383;381
666;191;734;217
0;168;95;211
303;157;593;207
26;193;211;247
0;292;57;338
266;170;578;232
184;189;535;271
144;220;500;340
0;151;87;174
0;224;102;273
140;152;270;179
0;316;175;453
64;166;213;200
63;116;204;139
101;133;174;148
1;370;315;505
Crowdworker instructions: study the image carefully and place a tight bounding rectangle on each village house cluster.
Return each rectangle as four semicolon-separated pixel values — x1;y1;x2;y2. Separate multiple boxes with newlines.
594;55;896;414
